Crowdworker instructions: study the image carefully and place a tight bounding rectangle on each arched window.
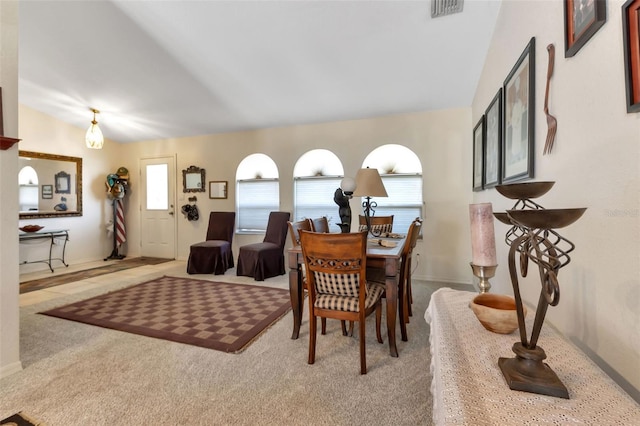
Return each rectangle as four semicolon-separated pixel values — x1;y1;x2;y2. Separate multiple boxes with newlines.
359;144;423;233
293;149;343;232
235;153;280;233
19;166;39;211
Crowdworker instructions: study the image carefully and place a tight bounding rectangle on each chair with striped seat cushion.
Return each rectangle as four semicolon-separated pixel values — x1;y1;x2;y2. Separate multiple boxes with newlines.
299;230;384;374
358;214;394;235
288;218;340;335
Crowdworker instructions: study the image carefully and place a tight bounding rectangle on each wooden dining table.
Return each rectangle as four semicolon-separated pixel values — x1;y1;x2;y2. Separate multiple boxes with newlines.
287;236;406;357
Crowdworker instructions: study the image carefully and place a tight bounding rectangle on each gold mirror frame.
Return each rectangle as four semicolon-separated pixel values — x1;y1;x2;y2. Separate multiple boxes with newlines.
19;150;83;219
183;165;205;193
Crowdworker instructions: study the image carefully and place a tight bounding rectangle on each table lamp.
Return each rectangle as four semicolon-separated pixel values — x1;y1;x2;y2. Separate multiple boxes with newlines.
352;167;388;236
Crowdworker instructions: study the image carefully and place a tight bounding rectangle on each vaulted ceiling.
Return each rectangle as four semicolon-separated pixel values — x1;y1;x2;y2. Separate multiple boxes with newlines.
18;1;501;143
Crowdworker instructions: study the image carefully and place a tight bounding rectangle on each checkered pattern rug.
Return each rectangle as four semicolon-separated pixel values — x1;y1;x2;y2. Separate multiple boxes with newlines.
40;276;291;353
0;411;43;425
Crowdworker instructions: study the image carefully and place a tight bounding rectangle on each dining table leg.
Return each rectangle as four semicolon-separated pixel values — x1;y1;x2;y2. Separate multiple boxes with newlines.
384;259;400;357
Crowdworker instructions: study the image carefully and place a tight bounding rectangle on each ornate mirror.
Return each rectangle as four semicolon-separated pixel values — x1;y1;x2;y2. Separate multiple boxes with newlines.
183;165;205;193
19;150;83;219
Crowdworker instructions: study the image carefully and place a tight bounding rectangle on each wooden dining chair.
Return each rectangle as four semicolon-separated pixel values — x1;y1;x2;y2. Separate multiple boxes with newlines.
186;211;236;275
299;230;384;374
289;219;345;336
399;218;423;327
365;217;422;342
288;218;313;246
358;214;394;235
310;216;330;233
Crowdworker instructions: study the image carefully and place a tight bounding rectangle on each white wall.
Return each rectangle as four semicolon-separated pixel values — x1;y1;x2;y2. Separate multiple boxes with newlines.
121;108;474;284
0;0;22;378
17;106;126;271
472;0;640;399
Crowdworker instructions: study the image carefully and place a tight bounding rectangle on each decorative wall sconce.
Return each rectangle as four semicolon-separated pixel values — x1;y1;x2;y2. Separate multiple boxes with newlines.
85;108;104;149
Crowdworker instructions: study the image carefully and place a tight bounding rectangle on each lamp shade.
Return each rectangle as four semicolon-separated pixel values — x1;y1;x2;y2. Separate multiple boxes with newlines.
352;167;387;197
86;108;104;149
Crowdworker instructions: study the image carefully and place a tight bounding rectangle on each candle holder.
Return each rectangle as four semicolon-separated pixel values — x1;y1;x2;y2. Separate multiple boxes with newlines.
495;181;555;246
469;263;497;293
495;182;586;399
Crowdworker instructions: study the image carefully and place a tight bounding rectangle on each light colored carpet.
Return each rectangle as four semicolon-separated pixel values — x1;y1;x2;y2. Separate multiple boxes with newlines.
1;262;472;425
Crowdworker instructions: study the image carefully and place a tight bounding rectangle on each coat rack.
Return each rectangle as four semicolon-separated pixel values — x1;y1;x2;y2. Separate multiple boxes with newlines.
104;168;129;260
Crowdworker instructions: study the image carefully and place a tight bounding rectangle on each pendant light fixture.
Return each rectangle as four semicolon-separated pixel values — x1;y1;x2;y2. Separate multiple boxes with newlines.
85;108;104;149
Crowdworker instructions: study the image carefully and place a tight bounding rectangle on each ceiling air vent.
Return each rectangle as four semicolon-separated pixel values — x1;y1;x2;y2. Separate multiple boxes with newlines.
431;0;464;18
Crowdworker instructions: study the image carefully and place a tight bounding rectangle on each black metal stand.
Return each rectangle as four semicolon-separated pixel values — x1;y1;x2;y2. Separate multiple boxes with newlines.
104;199;125;261
362;196;382;236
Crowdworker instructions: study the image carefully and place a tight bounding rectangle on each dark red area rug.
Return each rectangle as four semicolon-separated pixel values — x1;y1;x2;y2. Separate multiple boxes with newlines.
40;276;291;353
0;412;43;426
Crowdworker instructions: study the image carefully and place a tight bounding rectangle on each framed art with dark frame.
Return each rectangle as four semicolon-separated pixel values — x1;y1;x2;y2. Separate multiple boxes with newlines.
42;184;53;199
622;0;640;113
472;116;485;192
484;88;502;189
502;37;535;184
55;171;71;194
564;0;607;58
209;180;228;199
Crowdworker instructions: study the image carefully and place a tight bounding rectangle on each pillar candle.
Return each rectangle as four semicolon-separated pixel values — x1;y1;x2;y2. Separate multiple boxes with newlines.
469;203;497;266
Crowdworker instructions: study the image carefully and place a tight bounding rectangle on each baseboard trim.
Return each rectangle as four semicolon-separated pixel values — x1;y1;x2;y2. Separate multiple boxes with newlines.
0;360;23;379
414;274;472;286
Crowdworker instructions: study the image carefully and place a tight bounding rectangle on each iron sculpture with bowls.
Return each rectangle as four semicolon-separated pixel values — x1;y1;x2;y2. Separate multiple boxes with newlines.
494;181;586;399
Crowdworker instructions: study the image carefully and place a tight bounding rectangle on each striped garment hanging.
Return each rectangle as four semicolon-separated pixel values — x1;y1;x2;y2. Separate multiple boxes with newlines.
115;199;126;247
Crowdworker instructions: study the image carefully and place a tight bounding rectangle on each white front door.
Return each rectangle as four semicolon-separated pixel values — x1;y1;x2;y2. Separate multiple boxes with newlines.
140;156;176;259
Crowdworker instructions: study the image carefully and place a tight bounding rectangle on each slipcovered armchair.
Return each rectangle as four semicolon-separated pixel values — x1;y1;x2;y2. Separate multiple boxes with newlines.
187;211;236;275
236;211;291;281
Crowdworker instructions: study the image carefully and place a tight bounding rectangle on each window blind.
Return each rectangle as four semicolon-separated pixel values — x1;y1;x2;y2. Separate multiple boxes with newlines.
366;174;423;234
294;176;342;232
237;179;279;232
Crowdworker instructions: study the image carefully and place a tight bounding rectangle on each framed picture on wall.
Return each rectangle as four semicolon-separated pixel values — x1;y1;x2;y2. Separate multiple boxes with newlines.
502;37;535;184
42;184;53;199
564;0;607;58
483;88;502;189
209;180;228;199
472;115;485;192
622;0;640;112
55;171;71;194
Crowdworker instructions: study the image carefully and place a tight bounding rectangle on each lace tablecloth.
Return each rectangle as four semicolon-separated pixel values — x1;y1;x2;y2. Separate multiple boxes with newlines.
425;288;640;425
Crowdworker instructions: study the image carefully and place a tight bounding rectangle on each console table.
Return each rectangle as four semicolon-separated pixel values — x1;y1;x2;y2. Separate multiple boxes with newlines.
19;229;69;272
425;288;640;425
